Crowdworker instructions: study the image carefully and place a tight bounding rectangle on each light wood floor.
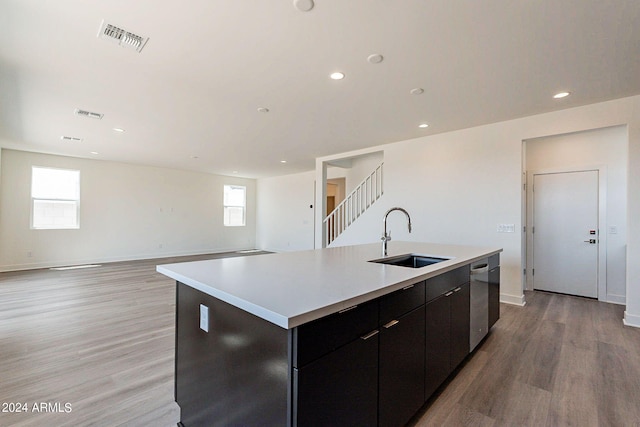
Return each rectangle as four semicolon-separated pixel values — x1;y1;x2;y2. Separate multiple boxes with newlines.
1;254;640;427
411;291;640;426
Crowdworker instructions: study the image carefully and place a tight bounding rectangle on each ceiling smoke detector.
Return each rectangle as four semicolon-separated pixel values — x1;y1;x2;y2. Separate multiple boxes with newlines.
97;20;149;53
74;108;103;119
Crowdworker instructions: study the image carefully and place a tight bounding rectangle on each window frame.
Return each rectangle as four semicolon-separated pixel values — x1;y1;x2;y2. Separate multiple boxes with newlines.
31;166;81;230
223;184;246;227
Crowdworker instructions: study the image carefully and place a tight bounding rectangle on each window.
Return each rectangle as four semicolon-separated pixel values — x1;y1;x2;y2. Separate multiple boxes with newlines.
223;185;246;226
31;167;80;229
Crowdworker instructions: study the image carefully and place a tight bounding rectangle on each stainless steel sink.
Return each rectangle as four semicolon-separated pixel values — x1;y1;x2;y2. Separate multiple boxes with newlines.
369;254;449;268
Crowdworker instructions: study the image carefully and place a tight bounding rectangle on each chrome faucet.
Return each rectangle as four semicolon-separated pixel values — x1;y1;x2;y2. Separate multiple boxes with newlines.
381;207;412;256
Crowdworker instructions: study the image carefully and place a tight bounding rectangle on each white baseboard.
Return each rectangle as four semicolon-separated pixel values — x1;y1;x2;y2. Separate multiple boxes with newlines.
623;311;640;329
500;293;526;306
0;247;257;273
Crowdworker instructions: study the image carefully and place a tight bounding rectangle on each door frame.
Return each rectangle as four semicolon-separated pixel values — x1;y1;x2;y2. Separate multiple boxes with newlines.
525;165;608;301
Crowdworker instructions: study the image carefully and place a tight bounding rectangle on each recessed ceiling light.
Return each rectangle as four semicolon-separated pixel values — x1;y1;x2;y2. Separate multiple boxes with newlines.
257;107;269;113
410;88;424;95
113;127;125;132
90;151;99;155
280;160;287;163
419;123;429;128
330;72;345;80
553;91;570;99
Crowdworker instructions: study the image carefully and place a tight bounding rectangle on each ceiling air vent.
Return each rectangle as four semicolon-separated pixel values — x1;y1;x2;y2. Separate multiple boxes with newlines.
97;20;149;53
74;108;103;120
61;136;83;142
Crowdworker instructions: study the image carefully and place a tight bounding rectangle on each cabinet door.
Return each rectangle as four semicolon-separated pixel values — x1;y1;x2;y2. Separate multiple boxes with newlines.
449;282;470;370
379;305;426;427
488;267;500;329
293;331;379;427
425;294;450;399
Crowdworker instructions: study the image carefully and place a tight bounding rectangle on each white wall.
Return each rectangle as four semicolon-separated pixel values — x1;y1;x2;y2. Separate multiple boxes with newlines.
525;126;627;302
626;104;640;328
256;170;315;252
0;150;256;271
344;151;384;195
327;151;384;195
303;95;639;321
317;123;524;304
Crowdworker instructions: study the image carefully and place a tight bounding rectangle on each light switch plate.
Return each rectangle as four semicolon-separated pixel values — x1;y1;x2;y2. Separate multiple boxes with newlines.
200;304;209;332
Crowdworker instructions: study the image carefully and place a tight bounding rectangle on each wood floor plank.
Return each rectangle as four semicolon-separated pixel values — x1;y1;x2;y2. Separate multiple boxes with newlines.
2;256;640;426
562;295;598;351
514;319;565;392
595;341;640;426
492;379;552;426
0;251;267;427
439;403;496;427
546;343;599;427
410;349;492;426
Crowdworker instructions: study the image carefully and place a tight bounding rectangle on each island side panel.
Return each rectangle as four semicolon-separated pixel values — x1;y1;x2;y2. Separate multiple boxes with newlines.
175;282;289;426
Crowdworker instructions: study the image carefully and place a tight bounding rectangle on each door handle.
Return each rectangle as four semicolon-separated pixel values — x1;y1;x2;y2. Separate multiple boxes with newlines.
383;320;400;329
583;239;597;244
338;305;358;314
361;330;379;340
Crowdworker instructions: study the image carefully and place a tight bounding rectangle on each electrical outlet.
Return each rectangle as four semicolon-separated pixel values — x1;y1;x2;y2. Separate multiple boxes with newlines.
200;304;209;332
497;224;515;233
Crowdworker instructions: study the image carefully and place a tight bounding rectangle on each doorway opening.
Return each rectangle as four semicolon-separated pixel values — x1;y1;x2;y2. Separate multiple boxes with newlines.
326;178;345;216
522;125;628;304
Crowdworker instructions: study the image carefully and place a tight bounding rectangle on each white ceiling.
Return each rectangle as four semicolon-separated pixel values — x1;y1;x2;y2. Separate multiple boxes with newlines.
1;1;639;178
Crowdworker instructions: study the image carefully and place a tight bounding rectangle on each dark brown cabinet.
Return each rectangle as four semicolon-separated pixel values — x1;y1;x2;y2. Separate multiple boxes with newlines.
425;292;451;398
488;254;500;329
292;300;379;427
174;257;499;426
450;283;470;369
424;267;470;400
175;283;289;427
293;332;379;427
379;305;426;427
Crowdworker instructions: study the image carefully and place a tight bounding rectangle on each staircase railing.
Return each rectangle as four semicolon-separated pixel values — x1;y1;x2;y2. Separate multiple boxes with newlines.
324;162;384;246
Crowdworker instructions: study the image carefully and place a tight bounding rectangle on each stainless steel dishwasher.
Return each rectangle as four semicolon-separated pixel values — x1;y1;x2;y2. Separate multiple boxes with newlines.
469;259;489;351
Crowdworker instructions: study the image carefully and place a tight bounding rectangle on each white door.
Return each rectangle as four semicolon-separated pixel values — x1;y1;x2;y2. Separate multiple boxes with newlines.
532;170;599;298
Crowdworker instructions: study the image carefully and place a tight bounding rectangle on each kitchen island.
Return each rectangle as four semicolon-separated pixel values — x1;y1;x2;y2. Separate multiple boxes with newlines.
157;242;501;427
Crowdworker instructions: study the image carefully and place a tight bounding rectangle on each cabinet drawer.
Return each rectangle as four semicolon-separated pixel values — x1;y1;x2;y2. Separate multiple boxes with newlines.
379;280;425;324
425;265;470;302
292;300;378;368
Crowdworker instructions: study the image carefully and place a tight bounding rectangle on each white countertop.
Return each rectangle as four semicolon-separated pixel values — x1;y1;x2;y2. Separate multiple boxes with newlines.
156;242;501;329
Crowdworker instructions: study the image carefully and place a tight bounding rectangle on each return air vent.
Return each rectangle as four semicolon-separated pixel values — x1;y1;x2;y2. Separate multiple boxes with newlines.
74;108;103;120
61;136;83;142
97;20;149;53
